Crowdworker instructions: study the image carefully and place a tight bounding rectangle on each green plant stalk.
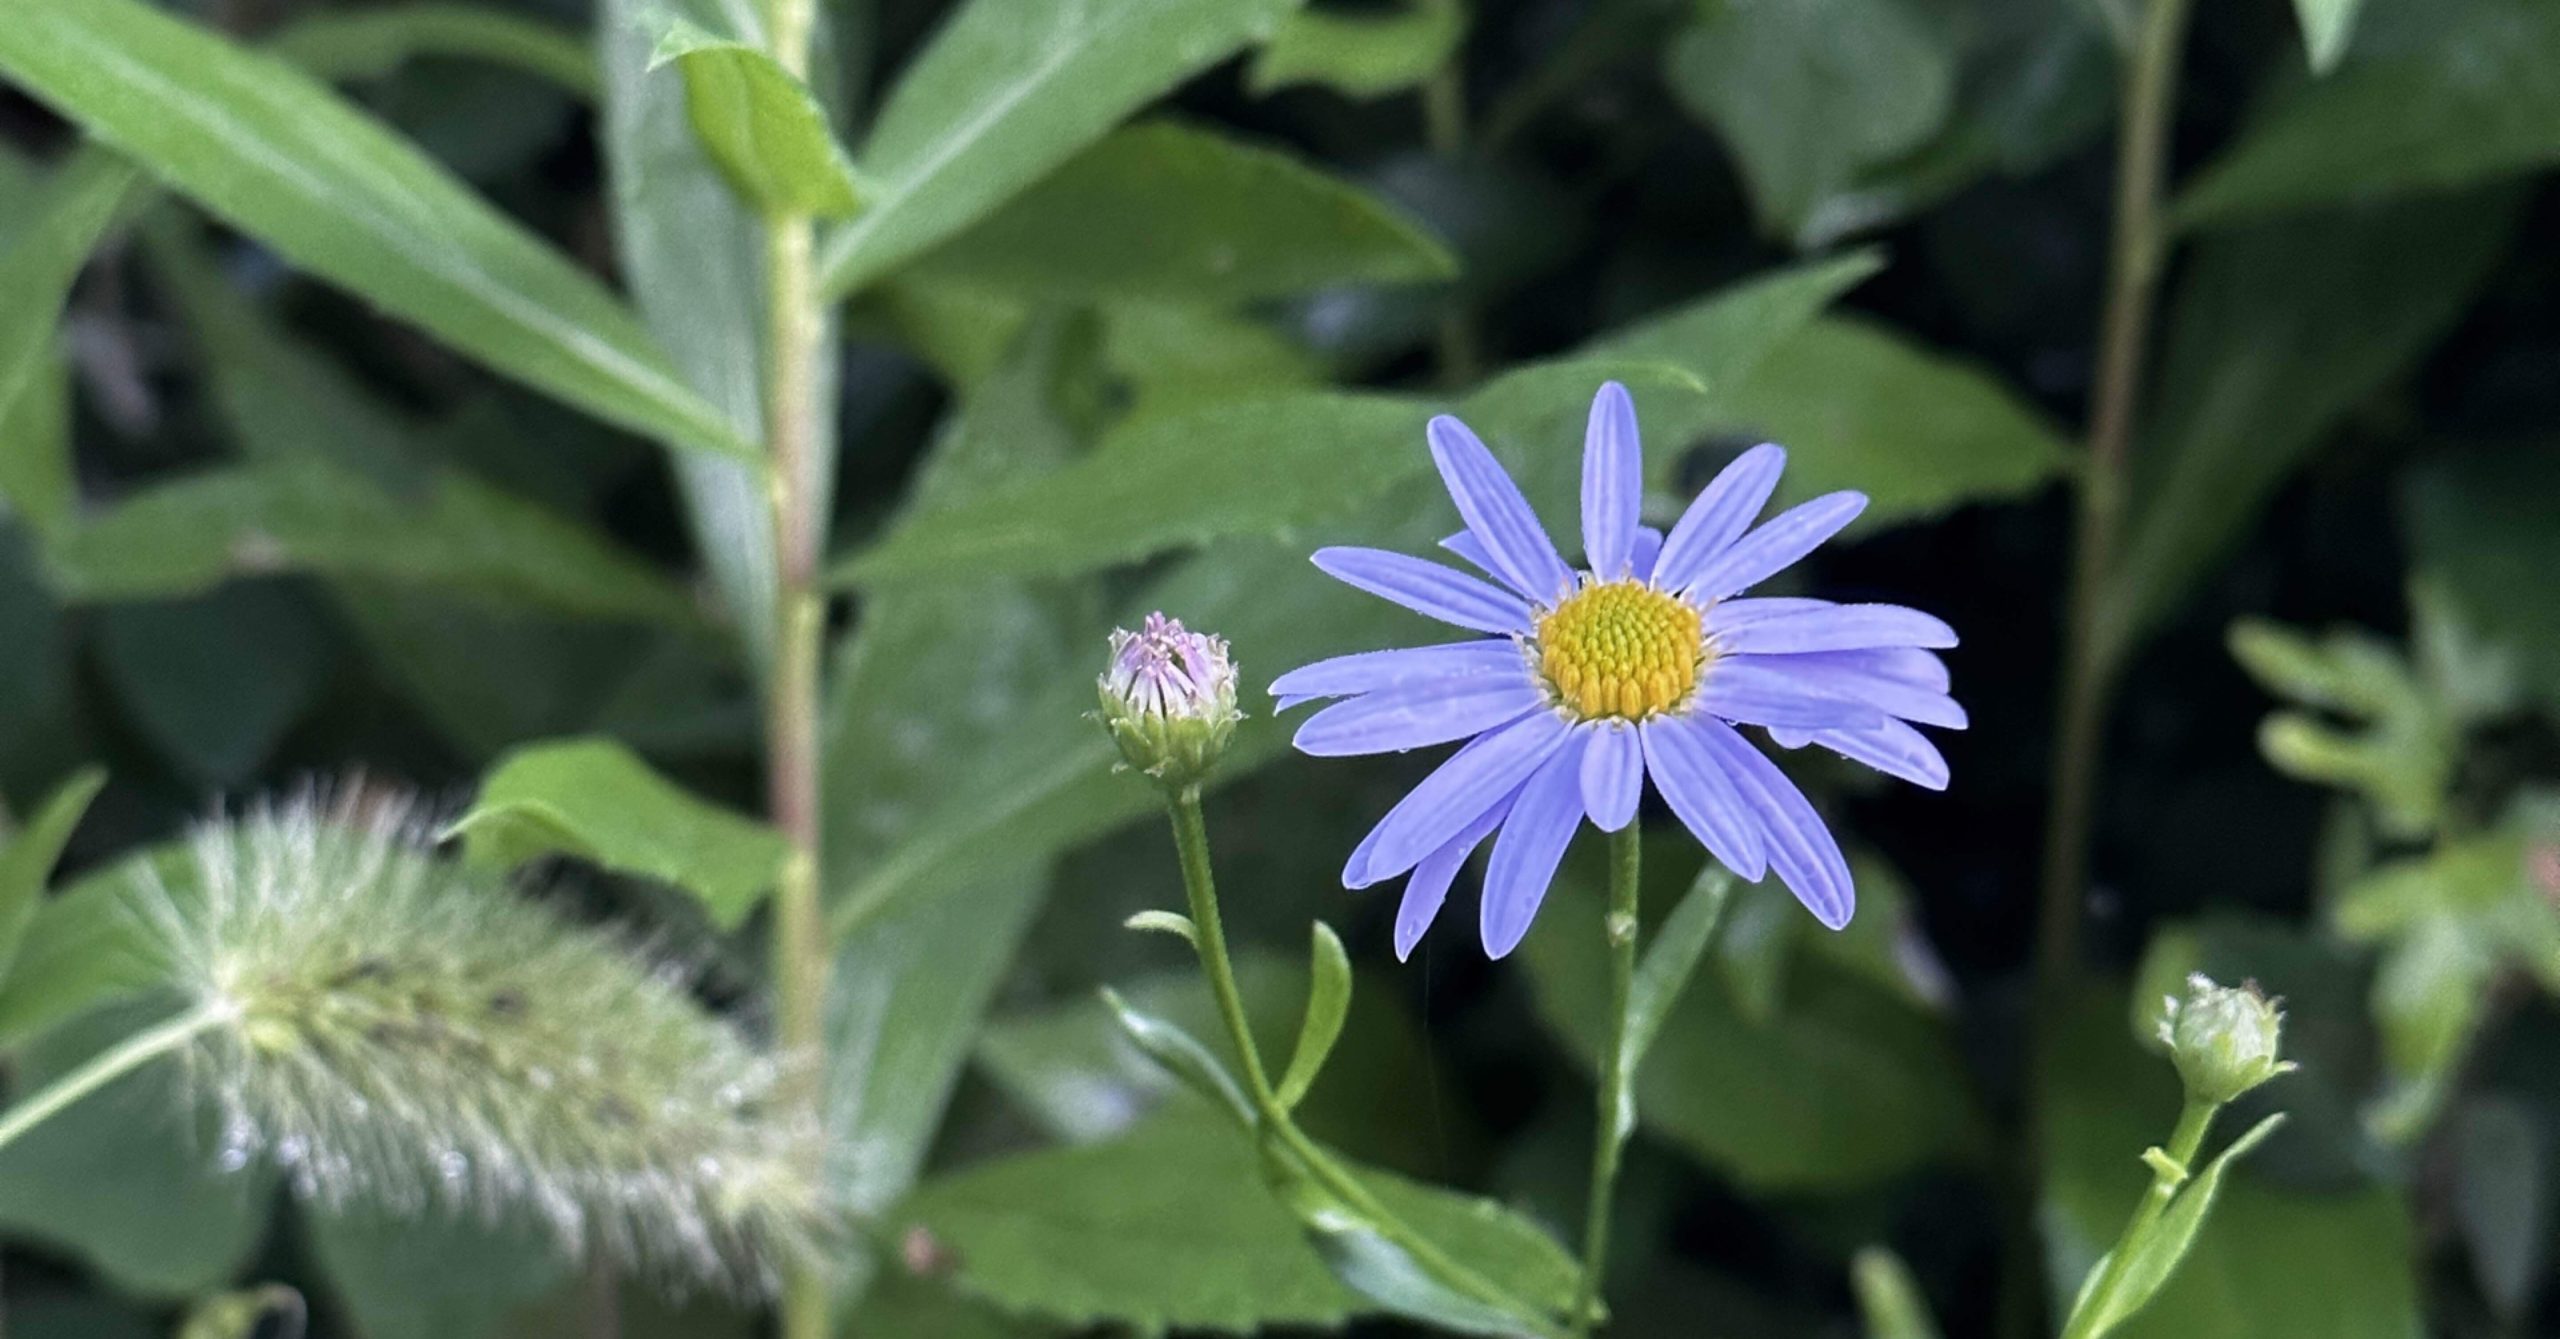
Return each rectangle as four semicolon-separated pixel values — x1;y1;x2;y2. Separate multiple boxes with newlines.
0;1003;225;1156
2037;0;2198;979
1164;790;1544;1333
756;3;830;1338
1570;824;1642;1338
1421;60;1479;389
2057;1098;2216;1339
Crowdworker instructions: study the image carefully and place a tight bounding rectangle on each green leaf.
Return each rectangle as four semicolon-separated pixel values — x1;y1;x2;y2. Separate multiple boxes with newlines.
2177;0;2560;226
0;1005;276;1297
44;457;703;630
1687;314;2072;530
826;257;1868;934
598;0;792;658
2290;0;2366;73
0;766;103;988
1102;987;1257;1127
1852;1246;1943;1339
268;4;597;95
0;847;176;1048
912;119;1453;304
2039;987;2421;1339
647;18;863;218
902;1116;1573;1336
0;348;74;538
1625;866;1734;1071
0;0;752;459
1124;909;1200;944
815;0;1301;298
1274;921;1351;1111
2408;441;2560;715
813;313;1090;1301
1248;0;1466;99
899;1116;1363;1332
2066;1114;2286;1339
1662;0;1956;245
833;359;1697;587
447;737;786;929
1521;841;1979;1190
2108;191;2519;654
0;150;141;439
97;586;334;788
2229;618;2449;837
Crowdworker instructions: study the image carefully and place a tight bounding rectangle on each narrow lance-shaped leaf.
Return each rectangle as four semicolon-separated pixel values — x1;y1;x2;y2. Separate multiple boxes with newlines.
0;151;141;436
648;17;864;218
0;0;754;459
446;737;787;929
1247;0;1466;99
268;4;597;95
2062;1114;2288;1339
816;0;1303;299
0;768;105;988
1274;921;1351;1111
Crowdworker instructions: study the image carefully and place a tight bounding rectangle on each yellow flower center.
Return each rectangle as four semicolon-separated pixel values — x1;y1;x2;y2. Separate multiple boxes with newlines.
1534;580;1705;721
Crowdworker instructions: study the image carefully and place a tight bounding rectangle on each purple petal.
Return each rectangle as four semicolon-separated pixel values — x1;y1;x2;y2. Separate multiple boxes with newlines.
1313;547;1534;634
1269;640;1524;704
1701;597;1836;635
1694;719;1854;929
1767;727;1814;749
1427;415;1575;604
1630;526;1664;583
1351;710;1575;884
1480;744;1585;958
1809;719;1950;790
1797;645;1951;693
1579;721;1643;832
1719;653;1967;729
1439;530;1497;579
1638;715;1766;881
1693;658;1889;730
1711;603;1958;655
1394;791;1513;961
1581;382;1643;580
1651;443;1785;592
1676;491;1868;601
1293;677;1544;756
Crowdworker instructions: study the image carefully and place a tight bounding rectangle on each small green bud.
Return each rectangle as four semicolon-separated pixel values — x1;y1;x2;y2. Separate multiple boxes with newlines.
2158;973;2297;1106
1097;613;1241;789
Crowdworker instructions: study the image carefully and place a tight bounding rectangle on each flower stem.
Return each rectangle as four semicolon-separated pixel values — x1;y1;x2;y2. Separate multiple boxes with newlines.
1571;823;1642;1338
1163;789;1541;1332
0;1003;225;1156
2036;0;2197;982
2057;1098;2216;1339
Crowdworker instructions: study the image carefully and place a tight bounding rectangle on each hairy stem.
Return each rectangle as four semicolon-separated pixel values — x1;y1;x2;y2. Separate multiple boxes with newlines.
1165;790;1539;1331
0;1003;225;1156
2037;0;2197;991
1570;824;1642;1338
2057;1099;2216;1339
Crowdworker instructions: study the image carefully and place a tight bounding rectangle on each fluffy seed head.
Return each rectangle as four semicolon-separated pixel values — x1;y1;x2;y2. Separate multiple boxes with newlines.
133;791;827;1294
2159;973;2297;1107
1098;612;1241;786
1535;580;1705;721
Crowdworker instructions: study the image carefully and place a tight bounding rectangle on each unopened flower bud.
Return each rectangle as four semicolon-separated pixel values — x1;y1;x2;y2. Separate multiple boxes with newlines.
2158;974;2296;1106
1098;613;1240;788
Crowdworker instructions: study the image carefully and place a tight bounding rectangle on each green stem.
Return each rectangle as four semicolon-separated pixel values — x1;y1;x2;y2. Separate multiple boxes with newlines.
1570;824;1642;1338
2036;0;2197;983
1164;790;1540;1333
2057;1099;2216;1339
0;1003;225;1156
1421;60;1479;389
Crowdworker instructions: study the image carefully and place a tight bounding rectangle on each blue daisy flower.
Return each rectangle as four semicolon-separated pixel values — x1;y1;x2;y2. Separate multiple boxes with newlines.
1272;382;1965;959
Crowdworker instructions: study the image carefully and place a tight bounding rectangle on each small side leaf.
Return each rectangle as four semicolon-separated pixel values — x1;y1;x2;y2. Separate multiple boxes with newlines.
1626;866;1735;1071
0;151;142;436
649;18;863;219
1123;909;1199;945
176;1286;306;1339
1247;0;1465;100
0;767;105;987
1100;986;1255;1128
1852;1246;1943;1339
2066;1113;2287;1339
1274;920;1351;1111
446;737;786;929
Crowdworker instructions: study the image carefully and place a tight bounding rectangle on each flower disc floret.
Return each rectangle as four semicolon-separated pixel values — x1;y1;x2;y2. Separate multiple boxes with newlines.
1536;581;1703;721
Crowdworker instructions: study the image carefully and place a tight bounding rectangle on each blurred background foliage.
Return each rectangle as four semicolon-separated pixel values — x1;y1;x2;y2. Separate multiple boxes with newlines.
1;0;2558;1334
